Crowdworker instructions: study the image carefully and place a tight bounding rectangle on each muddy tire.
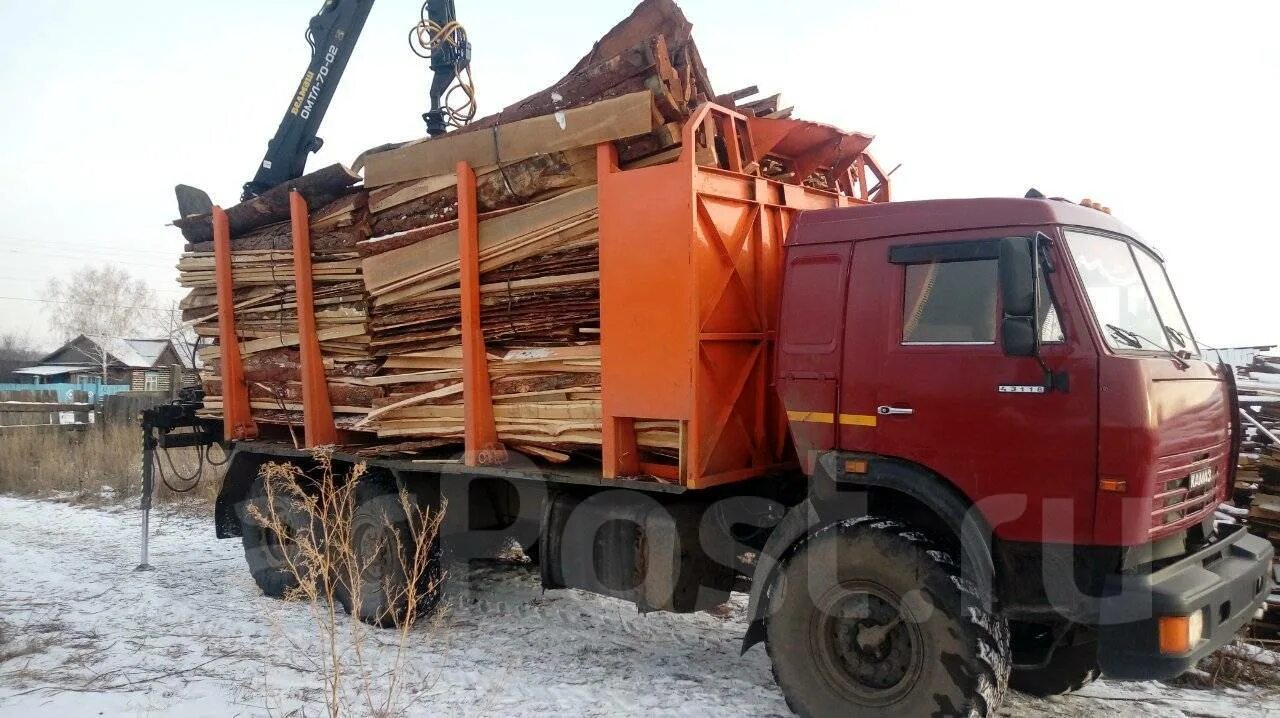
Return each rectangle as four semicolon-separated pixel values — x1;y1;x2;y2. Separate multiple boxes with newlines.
1010;641;1099;696
765;518;1010;717
241;473;320;599
336;475;443;627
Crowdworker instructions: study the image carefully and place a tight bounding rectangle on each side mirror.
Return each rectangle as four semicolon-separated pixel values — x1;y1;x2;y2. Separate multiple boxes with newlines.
999;236;1036;318
1001;316;1038;357
999;236;1038;357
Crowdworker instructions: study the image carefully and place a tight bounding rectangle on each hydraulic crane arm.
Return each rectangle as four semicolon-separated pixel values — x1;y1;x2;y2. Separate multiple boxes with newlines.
420;0;469;137
242;0;375;201
239;0;470;203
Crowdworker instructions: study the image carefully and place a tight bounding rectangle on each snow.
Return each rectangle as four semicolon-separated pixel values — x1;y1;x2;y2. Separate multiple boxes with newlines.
0;496;1274;717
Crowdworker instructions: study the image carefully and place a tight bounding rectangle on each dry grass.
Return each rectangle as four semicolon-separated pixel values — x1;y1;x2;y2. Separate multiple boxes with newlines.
0;423;222;505
1173;632;1280;691
252;451;446;717
1198;636;1280;689
0;619;43;666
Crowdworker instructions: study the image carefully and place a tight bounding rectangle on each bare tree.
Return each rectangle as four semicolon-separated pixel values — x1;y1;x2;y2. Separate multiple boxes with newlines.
44;265;159;382
0;333;44;382
151;298;201;370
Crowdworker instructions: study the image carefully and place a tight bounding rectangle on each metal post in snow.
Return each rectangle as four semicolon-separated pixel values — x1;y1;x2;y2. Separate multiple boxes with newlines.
134;421;157;572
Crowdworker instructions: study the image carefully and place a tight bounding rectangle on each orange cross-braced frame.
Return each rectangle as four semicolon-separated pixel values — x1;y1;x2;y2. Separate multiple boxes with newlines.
598;102;865;488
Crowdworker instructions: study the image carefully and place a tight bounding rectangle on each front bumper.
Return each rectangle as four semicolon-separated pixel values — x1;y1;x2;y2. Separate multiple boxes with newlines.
1098;524;1273;680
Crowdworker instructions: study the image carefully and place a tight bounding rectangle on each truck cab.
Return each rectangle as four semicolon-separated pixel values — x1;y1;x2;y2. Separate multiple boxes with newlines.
772;196;1273;690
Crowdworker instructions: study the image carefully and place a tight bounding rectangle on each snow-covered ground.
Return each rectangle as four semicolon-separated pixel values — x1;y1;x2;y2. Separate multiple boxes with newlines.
0;496;1273;717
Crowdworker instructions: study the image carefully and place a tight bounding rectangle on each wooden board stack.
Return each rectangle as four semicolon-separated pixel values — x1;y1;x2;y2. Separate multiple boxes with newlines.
178;251;382;430
172;0;795;459
345;0;719;459
1245;439;1280;637
1232;362;1280;636
175;165;383;430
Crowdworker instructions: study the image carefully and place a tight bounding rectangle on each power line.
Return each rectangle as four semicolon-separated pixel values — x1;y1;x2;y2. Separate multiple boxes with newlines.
0;295;177;312
0;234;180;258
0;248;175;270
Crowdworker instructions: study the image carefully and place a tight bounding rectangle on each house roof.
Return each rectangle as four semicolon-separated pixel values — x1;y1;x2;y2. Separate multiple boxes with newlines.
37;336;197;370
97;337;150;368
12;364;94;377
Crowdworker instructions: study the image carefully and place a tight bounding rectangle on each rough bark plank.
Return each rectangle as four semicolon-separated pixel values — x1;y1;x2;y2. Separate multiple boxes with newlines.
369;148;596;237
357;206;524;258
363;185;598;296
201;324;367;360
205;379;384;407
208;348;379;383
184;227;361;254
174;164;361;243
450;0;700;135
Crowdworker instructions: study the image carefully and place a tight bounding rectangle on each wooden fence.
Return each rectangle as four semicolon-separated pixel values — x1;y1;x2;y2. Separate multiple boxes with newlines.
0;389;95;433
0;389;182;435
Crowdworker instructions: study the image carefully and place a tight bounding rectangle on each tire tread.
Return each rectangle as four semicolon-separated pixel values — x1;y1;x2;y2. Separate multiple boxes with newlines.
765;516;1011;717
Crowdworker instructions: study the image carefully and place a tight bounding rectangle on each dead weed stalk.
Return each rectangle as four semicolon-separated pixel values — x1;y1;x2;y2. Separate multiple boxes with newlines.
1198;635;1280;689
250;451;446;718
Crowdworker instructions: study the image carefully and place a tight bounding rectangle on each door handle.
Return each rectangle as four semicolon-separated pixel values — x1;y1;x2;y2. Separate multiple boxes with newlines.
877;405;914;416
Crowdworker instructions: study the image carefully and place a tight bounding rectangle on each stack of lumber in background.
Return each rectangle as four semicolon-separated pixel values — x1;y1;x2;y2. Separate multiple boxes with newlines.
171;0;795;458
1244;437;1280;637
1232;355;1280;637
1240;403;1280;637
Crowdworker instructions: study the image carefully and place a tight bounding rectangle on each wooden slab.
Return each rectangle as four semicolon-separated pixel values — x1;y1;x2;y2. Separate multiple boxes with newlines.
362;186;598;296
364;91;656;187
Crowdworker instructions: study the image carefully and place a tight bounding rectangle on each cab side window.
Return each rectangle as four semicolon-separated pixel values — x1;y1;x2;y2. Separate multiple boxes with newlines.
902;260;998;344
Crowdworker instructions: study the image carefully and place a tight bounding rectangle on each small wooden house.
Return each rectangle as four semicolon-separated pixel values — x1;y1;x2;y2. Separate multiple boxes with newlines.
14;335;199;391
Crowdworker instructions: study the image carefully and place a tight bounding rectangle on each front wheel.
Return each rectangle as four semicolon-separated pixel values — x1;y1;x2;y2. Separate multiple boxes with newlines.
765;518;1010;717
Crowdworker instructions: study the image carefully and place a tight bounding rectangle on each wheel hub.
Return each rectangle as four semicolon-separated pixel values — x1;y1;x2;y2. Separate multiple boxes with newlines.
813;582;925;705
354;526;383;580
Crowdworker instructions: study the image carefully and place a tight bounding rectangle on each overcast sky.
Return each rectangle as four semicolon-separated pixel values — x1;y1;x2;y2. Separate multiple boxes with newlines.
0;0;1275;350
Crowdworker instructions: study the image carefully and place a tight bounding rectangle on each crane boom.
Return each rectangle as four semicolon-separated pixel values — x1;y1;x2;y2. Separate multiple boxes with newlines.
237;0;470;203
242;0;375;201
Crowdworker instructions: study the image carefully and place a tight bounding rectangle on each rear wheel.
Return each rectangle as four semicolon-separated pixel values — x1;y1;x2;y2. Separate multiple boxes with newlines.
336;475;444;627
241;473;320;599
765;518;1010;717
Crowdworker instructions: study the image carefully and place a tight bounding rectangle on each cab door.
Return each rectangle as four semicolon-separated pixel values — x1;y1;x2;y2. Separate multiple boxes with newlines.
838;230;1099;544
776;242;853;473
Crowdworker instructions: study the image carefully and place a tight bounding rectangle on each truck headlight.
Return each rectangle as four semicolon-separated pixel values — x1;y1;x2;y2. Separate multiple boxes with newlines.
1158;611;1205;654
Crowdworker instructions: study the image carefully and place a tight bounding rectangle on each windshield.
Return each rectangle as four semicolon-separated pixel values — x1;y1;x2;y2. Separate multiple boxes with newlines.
1064;230;1198;355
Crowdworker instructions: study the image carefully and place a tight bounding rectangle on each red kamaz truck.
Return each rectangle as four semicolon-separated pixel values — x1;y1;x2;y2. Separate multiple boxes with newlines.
142;3;1274;716
144;116;1272;717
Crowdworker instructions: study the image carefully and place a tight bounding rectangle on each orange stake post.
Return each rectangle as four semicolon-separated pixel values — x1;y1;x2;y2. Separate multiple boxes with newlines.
290;191;339;448
213;206;257;441
457;162;505;466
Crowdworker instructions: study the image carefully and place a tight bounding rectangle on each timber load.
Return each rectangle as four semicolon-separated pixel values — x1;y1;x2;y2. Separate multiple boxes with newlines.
176;0;891;472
